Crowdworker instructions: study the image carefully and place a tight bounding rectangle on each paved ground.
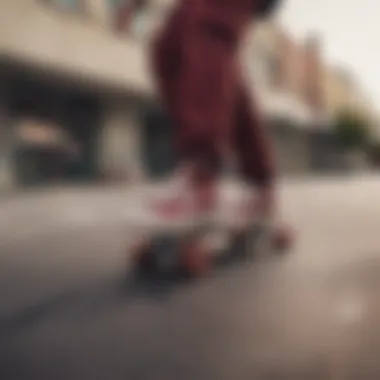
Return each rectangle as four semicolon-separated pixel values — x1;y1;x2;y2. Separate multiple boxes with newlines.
1;176;380;380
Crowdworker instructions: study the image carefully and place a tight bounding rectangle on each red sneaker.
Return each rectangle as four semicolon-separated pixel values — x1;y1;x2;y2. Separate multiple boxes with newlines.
272;225;293;250
149;169;218;222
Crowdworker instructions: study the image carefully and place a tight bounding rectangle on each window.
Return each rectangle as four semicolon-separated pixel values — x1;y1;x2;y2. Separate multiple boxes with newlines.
130;8;154;39
42;0;86;14
108;0;149;34
108;0;134;32
107;0;125;9
265;54;282;89
252;42;282;90
55;0;79;8
49;0;81;10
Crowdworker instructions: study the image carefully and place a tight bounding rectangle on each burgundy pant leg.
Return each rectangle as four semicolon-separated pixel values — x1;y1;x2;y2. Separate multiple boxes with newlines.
232;83;275;187
172;21;237;174
151;23;182;117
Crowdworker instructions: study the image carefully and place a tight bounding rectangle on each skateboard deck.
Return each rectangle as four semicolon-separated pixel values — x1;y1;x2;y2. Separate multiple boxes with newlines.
129;214;290;278
127;182;292;278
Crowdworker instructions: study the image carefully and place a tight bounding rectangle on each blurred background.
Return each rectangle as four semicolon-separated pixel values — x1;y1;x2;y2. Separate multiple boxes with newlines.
0;0;379;189
1;1;380;379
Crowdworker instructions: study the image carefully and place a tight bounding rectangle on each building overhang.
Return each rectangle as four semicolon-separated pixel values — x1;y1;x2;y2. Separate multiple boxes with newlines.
0;1;153;99
259;90;334;130
259;91;312;126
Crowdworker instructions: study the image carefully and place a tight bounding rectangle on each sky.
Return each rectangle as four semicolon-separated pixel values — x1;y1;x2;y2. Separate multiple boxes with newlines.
278;0;380;112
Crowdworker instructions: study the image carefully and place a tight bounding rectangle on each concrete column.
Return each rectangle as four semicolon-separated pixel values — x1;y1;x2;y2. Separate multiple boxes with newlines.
0;80;15;191
98;96;145;183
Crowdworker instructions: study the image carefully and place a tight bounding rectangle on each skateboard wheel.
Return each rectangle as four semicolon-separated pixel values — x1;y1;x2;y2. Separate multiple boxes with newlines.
131;241;155;274
272;226;293;251
230;231;250;258
179;242;212;277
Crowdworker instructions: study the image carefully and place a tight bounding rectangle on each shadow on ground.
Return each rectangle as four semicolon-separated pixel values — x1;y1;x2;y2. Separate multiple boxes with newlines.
0;246;284;341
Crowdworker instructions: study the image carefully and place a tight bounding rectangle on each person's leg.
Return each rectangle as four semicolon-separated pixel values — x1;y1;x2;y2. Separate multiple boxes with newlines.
175;23;236;178
139;17;240;274
151;15;238;216
174;19;239;214
149;20;194;215
151;16;182;117
231;82;275;226
232;83;275;191
231;83;292;248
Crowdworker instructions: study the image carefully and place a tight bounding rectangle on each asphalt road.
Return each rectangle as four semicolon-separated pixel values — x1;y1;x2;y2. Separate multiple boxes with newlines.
1;177;380;380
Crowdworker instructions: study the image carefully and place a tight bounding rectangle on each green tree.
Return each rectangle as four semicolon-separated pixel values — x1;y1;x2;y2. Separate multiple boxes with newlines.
333;110;370;149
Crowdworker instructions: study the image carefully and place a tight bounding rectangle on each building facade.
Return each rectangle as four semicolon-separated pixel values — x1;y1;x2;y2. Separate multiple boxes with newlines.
245;22;332;175
0;0;153;189
0;0;374;190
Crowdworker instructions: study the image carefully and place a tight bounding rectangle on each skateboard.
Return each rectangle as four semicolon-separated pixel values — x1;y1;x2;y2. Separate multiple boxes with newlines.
130;214;292;279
